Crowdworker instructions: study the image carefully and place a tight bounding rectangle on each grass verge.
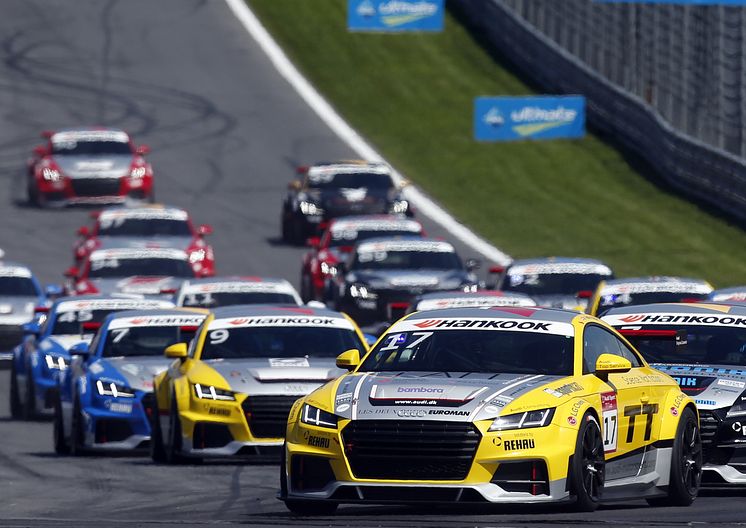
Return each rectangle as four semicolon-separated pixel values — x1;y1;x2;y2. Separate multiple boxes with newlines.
247;0;746;286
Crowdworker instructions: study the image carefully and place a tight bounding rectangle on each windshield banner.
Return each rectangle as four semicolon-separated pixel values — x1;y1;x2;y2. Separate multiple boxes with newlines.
474;96;586;141
348;0;445;32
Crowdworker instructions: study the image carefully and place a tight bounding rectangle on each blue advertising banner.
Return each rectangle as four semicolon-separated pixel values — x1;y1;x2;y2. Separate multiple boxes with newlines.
595;0;746;4
348;0;445;32
474;96;586;142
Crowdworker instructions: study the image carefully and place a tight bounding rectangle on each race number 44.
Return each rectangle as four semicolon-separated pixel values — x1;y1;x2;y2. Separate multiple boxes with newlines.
601;392;618;453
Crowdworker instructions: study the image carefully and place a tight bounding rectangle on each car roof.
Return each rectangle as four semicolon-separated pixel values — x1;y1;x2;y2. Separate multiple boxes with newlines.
308;160;391;175
96;204;188;219
417;290;532;301
355;236;455;253
0;262;34;277
506;257;613;275
104;308;206;320
602;302;746;317
405;305;579;324
508;257;608;266
210;304;348;320
329;215;422;232
601;276;710;287
183;276;291;286
50;128;130;142
89;247;188;260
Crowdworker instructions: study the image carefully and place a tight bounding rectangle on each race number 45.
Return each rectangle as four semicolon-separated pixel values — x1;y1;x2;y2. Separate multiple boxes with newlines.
601;392;618;453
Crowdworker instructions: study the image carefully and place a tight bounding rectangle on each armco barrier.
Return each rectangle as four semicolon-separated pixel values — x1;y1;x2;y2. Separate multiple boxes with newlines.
450;0;746;222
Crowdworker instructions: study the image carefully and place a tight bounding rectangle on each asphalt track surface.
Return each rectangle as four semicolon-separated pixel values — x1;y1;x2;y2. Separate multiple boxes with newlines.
0;0;744;526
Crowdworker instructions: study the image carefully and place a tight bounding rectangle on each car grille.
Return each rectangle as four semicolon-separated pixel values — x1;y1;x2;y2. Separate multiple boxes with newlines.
699;410;721;458
70;178;121;197
242;395;298;439
342;420;481;481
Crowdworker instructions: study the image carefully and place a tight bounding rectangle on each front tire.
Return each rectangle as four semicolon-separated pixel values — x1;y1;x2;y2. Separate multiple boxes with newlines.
165;396;185;464
53;390;69;455
570;413;605;512
647;407;701;507
22;362;36;420
10;360;22;419
150;396;166;463
69;396;86;456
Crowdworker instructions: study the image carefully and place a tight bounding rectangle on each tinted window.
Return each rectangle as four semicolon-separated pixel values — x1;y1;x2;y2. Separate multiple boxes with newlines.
503;272;607;296
361;330;574;376
625;325;746;366
0;277;38;296
88;257;194;279
352;250;462;271
201;326;364;361
308;172;393;189
180;292;297;308
52;309;120;335
98;219;191;237
52;140;132;156
102;326;195;358
583;325;641;374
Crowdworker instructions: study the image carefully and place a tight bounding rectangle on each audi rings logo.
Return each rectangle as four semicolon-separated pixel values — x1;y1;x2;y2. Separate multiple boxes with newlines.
396;409;426;418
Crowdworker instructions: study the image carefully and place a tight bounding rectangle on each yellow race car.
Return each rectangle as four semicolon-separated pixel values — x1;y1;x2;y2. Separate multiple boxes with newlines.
281;306;702;514
150;305;368;463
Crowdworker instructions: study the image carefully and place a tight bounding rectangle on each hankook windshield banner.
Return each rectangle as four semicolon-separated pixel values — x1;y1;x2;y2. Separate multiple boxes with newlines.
348;0;445;32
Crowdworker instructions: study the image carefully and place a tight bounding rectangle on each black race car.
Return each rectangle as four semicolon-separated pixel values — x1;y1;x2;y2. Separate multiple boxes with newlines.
281;161;411;244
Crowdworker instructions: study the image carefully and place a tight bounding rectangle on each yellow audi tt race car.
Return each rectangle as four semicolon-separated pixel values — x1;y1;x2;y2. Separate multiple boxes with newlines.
281;306;701;514
151;305;367;463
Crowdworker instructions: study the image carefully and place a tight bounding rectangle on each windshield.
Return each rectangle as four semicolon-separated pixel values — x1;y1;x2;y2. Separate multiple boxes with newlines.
503;272;607;296
89;257;194;278
98;218;191;237
52;140;132;156
180;292;297;308
0;277;38;297
102;326;195;358
625;325;746;366
200;326;363;361
308;172;393;189
360;330;574;375
352;250;462;271
597;291;710;317
330;229;419;248
52;309;120;335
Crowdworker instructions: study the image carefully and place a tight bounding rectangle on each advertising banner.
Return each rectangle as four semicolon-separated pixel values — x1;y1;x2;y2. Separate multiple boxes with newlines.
595;0;746;4
348;0;445;32
474;96;586;142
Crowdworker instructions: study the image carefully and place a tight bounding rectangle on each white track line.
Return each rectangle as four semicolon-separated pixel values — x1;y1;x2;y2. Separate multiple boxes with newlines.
223;0;512;265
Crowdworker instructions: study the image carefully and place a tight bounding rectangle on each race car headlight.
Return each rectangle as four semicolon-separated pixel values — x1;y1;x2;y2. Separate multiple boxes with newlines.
462;283;478;293
42;167;62;181
349;283;377;299
299;201;323;216
193;383;235;401
96;380;135;398
390;199;409;214
727;391;746;417
188;249;206;263
44;355;68;371
129;166;147;179
489;408;555;432
320;262;337;276
300;404;338;429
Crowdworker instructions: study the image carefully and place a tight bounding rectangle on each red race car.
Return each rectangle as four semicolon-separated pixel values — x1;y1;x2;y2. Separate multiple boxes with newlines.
300;215;424;302
27;128;153;207
73;205;215;277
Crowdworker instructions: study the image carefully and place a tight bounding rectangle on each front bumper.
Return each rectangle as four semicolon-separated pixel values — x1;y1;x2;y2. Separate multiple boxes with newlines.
81;393;153;450
700;408;746;484
285;418;577;504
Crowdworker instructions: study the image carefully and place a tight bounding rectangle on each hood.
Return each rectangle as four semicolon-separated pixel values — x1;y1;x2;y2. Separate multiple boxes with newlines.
329;372;568;422
98;236;193;251
201;357;344;396
0;296;38;324
41;334;94;357
531;294;587;311
91;356;172;392
350;269;471;292
53;154;133;179
91;276;185;297
654;363;746;409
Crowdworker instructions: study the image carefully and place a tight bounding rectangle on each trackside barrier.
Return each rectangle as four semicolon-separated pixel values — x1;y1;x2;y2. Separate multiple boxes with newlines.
450;0;746;222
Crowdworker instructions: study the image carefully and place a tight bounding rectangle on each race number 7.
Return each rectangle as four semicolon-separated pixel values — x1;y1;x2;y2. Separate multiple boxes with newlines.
624;403;659;443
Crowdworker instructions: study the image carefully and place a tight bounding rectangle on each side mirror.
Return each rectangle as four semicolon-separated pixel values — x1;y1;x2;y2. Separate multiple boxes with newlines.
595;353;632;381
296;165;309;175
64;266;79;278
45;284;64;297
22;321;40;336
69;342;90;358
306;236;320;248
465;258;481;272
197;224;213;236
336;349;360;371
489;265;506;275
288;179;302;191
165;342;188;360
577;290;594;299
76;226;90;237
33;145;47;157
40;130;54;139
398;179;410;189
135;144;150;156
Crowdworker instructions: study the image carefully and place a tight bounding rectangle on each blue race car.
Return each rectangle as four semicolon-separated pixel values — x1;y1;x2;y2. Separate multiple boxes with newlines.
0;258;57;362
10;295;174;420
54;308;206;454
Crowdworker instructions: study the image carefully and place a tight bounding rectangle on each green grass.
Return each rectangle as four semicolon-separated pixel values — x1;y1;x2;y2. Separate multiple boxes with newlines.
247;0;746;286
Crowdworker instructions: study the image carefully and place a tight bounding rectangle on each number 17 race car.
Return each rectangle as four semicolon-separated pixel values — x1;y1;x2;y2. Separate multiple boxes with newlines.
281;307;701;514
